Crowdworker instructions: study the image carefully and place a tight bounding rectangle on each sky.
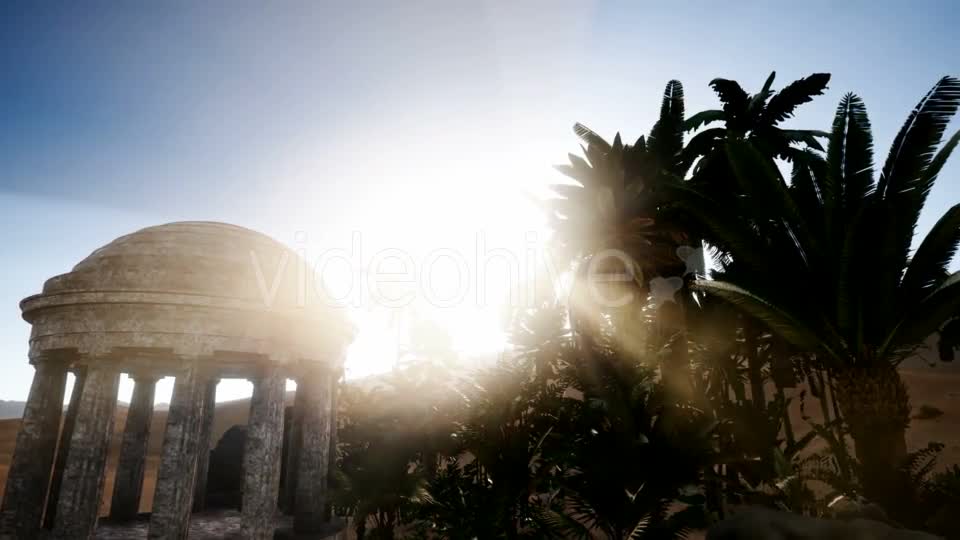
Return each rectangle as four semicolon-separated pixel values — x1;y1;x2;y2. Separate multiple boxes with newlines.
1;0;959;403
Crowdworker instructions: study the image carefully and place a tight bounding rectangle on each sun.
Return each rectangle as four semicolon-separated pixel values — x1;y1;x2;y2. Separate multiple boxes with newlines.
329;172;553;378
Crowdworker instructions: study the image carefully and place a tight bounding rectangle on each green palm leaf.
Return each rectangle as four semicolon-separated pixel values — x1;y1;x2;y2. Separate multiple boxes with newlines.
574;122;613;152
882;272;960;358
876;76;960;201
782;129;829;151
725;140;821;263
709;78;749;125
648;80;685;172
692;280;836;356
789;150;825;228
660;182;769;276
683;109;724;132
762;73;831;125
747;71;777;119
680;127;726;171
901;203;960;297
826;93;875;212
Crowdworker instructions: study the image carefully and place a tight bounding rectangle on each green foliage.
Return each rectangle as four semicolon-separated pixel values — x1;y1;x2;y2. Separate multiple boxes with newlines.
332;72;960;539
682;71;830;171
684;75;960;370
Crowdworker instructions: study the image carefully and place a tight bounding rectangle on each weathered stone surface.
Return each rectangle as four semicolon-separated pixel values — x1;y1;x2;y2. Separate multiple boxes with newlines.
8;222;352;539
44;367;88;529
20;222;352;362
110;374;158;521
148;368;205;540
241;367;287;540
51;365;121;539
294;369;334;533
94;510;347;540
282;388;307;512
193;378;219;513
325;372;341;521
0;359;67;539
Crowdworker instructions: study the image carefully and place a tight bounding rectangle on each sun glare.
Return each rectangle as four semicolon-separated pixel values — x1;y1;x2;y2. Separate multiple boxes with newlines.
333;164;553;378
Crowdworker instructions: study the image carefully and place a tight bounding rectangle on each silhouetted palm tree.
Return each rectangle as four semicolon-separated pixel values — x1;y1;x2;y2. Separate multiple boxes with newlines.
548;80;697;395
685;76;960;512
683;71;830;167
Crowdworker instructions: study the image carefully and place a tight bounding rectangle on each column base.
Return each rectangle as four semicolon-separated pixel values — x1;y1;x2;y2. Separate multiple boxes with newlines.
273;518;347;540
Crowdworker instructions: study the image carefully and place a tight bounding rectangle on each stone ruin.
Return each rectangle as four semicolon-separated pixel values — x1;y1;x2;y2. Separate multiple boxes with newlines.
0;222;353;539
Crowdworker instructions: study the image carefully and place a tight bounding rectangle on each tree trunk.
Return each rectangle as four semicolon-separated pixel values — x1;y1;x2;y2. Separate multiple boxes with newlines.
657;295;691;398
832;363;910;512
743;322;766;411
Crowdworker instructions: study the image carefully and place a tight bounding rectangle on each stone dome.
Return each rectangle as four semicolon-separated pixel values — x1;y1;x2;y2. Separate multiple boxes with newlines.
20;221;352;369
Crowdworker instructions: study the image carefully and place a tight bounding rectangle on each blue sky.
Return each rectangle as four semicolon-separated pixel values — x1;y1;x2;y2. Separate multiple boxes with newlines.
1;0;958;402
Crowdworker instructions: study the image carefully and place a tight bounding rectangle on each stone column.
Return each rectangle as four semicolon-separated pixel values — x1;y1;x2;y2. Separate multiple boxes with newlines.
241;366;286;540
192;377;218;513
51;365;121;539
109;373;158;521
44;367;87;529
148;367;205;540
0;358;68;539
294;367;333;533
324;369;341;521
281;383;307;512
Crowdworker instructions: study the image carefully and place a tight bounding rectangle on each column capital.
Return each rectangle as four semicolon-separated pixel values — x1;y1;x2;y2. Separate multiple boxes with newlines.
288;362;336;384
128;371;163;384
30;352;75;370
246;363;286;383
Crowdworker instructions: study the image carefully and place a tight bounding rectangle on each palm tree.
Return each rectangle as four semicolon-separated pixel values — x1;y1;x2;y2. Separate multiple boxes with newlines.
683;76;960;511
334;384;428;539
683;71;831;168
554;333;713;539
939;318;960;361
669;72;832;413
547;80;697;394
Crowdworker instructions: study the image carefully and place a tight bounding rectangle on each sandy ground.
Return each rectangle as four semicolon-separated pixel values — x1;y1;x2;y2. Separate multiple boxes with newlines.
0;368;957;532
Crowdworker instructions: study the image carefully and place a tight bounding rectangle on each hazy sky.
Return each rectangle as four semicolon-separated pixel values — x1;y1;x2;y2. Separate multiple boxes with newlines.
1;1;958;402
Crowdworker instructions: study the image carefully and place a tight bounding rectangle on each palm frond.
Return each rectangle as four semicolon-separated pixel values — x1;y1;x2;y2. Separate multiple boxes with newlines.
782;129;828;151
659;182;769;277
876;76;960;201
725;140;821;264
901;203;960;298
574;122;613;152
692;280;836;356
747;71;777;119
827;93;875;212
648;80;686;172
680;127;726;172
789;149;824;213
882;272;960;357
709;78;750;120
763;73;831;125
626;514;651;539
684;109;724;132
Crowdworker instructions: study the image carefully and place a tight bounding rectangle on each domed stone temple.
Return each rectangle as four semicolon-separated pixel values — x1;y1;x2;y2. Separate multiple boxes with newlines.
0;222;353;539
